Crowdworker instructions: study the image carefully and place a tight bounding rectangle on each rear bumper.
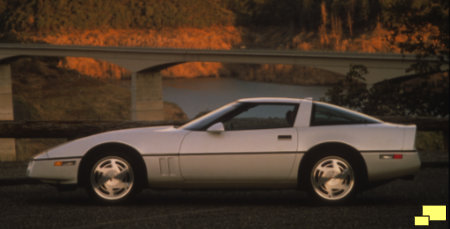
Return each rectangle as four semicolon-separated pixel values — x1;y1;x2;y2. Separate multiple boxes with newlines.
361;151;421;182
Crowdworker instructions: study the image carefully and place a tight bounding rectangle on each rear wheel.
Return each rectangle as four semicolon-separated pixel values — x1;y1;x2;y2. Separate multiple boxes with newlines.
304;152;359;204
310;156;355;201
86;153;138;204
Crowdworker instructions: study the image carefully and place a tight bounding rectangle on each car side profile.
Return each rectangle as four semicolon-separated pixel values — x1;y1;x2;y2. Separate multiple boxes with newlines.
27;97;421;204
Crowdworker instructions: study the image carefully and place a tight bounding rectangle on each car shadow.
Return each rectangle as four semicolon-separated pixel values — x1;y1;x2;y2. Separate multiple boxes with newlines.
25;188;421;207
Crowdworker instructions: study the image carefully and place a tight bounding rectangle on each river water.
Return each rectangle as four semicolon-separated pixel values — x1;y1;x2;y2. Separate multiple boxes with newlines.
163;77;328;118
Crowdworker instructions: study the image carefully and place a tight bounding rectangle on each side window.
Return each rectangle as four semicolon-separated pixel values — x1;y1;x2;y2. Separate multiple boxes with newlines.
222;103;298;131
310;103;379;126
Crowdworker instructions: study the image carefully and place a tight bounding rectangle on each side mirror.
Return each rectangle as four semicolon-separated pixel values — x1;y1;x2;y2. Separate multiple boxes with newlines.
206;122;225;134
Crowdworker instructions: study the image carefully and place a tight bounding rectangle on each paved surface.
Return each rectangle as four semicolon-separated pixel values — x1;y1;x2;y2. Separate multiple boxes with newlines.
0;162;28;179
0;166;448;229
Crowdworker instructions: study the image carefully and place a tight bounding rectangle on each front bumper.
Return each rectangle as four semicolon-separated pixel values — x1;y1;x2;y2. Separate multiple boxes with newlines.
361;151;421;182
27;158;81;185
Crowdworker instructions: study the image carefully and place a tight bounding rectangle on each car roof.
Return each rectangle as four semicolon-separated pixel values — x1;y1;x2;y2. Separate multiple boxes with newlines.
237;97;309;103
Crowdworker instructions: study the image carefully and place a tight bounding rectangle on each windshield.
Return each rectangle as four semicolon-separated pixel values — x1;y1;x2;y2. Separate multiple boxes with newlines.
179;102;239;131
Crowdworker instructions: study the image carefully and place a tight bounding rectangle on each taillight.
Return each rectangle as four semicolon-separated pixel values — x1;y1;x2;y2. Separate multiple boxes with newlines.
380;154;403;159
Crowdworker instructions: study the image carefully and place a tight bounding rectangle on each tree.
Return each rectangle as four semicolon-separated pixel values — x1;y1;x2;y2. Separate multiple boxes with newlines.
365;72;448;116
323;64;369;111
381;0;449;73
323;65;448;117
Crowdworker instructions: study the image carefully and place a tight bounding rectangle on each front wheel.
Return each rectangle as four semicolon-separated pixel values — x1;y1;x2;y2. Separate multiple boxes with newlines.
307;155;357;203
87;154;137;203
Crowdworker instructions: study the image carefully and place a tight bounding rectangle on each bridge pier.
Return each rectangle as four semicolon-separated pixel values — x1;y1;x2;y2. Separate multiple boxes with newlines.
131;70;164;121
0;64;16;161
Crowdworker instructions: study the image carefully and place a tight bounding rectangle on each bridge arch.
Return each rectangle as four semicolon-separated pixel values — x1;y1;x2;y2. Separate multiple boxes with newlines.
1;43;429;82
2;43;445;122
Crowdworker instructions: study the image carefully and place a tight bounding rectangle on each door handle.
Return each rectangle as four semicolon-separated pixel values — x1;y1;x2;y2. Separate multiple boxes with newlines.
278;135;292;140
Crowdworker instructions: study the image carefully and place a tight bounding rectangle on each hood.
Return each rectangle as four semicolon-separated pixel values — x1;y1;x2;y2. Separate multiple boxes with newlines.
42;125;189;159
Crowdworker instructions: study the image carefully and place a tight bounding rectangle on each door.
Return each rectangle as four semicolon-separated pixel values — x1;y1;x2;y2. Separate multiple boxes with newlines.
179;103;299;183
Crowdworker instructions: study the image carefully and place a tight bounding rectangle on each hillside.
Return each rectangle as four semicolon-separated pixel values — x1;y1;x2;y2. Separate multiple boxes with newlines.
11;57;187;122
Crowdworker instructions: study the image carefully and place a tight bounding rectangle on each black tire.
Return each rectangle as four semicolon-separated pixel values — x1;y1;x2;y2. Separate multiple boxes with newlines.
303;150;360;204
84;151;141;204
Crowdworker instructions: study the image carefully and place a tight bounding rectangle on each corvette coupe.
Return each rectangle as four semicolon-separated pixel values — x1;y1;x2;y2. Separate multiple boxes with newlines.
27;97;421;203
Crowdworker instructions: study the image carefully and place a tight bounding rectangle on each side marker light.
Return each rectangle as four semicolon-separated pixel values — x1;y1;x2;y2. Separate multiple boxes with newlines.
54;161;76;166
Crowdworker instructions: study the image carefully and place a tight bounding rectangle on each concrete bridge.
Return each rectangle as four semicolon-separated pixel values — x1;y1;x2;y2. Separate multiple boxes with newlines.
0;43;428;118
0;43;433;161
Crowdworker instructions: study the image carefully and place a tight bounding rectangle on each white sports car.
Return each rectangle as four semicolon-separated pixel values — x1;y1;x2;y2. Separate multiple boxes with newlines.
27;97;421;203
